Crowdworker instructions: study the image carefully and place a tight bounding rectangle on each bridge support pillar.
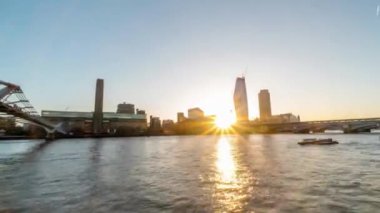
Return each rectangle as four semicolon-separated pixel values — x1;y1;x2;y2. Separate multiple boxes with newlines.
46;132;55;141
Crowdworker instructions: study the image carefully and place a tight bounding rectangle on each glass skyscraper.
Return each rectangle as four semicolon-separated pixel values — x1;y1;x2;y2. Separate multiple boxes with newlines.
233;77;249;122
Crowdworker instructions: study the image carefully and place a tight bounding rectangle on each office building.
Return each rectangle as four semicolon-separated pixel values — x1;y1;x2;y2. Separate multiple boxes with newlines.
177;112;186;123
258;89;272;121
162;119;174;128
233;77;249;122
162;119;175;134
149;116;162;133
117;102;135;114
188;107;204;120
136;109;146;115
256;89;300;124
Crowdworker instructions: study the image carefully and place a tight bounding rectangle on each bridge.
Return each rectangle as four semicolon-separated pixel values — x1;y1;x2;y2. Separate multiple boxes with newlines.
0;80;63;139
250;117;380;133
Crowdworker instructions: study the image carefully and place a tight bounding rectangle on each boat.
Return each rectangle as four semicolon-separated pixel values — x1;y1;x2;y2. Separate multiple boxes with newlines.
298;138;338;145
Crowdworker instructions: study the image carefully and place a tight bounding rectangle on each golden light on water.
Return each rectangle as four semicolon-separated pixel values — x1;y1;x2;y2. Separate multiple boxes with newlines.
213;136;252;212
216;137;236;183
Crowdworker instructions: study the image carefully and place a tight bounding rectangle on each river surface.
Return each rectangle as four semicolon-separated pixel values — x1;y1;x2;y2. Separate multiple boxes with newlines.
0;134;380;212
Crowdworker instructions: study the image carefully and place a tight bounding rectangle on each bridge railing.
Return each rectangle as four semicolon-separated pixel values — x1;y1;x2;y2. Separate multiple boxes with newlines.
0;80;57;132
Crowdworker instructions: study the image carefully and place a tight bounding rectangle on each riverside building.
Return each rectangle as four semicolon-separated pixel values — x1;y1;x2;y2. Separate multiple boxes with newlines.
233;77;249;122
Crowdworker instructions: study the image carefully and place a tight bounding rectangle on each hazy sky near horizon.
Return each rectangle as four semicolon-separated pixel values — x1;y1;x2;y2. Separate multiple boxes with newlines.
1;0;380;121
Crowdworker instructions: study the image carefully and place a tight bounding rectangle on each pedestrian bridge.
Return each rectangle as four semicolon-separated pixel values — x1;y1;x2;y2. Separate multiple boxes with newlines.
0;80;64;138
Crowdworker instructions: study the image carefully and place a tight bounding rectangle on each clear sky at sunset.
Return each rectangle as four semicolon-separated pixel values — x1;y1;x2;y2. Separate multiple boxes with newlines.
1;0;380;121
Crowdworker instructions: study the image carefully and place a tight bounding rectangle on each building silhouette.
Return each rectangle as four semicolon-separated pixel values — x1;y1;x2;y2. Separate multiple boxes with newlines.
256;89;300;124
136;109;146;115
93;79;104;134
258;89;272;121
162;119;175;134
177;112;186;123
174;107;217;135
117;102;135;114
188;107;204;120
149;116;162;134
43;79;147;136
42;110;147;136
268;113;300;123
233;77;249;122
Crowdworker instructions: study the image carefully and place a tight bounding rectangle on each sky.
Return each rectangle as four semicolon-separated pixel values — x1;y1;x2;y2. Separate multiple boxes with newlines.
1;0;380;121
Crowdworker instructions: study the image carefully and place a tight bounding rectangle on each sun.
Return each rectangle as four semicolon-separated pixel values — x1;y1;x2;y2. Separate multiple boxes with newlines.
215;112;235;129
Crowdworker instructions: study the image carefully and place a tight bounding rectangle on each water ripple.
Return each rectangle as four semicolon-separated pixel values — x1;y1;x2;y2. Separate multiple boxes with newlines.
0;135;379;212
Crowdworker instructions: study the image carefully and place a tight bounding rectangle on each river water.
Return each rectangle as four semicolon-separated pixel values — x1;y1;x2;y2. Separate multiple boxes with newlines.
0;134;379;212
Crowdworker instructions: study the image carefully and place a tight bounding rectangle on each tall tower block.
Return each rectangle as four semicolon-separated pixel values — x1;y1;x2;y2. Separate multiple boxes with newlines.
258;89;272;121
93;79;104;134
233;77;249;122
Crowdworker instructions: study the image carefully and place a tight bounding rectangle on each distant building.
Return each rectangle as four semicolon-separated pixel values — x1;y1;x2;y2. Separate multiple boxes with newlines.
149;116;162;134
136;109;146;115
162;119;174;128
162;119;175;134
42;110;147;136
117;102;135;114
174;115;216;135
93;79;104;134
188;108;204;120
41;79;148;136
265;113;300;124
177;112;186;123
256;89;300;124
233;77;249;122
258;89;272;121
150;116;161;128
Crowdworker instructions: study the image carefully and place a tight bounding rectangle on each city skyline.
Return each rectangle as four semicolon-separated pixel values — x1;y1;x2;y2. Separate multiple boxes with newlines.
1;0;380;121
2;2;380;212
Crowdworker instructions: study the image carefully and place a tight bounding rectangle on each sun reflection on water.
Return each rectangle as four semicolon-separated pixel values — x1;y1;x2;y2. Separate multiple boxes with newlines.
214;136;252;212
217;137;236;184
